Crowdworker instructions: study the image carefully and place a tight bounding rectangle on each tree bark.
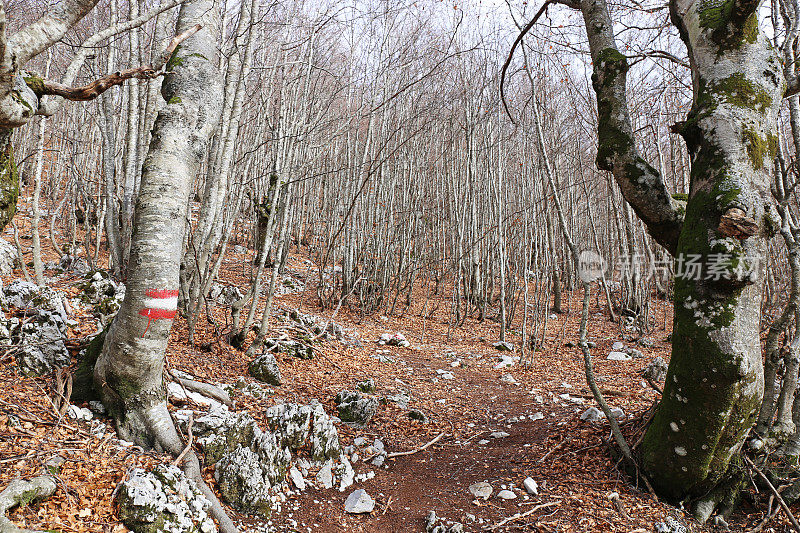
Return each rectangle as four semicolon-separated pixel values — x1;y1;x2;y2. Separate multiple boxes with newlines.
578;0;685;255
637;0;781;517
91;3;236;530
579;0;783;518
93;0;222;447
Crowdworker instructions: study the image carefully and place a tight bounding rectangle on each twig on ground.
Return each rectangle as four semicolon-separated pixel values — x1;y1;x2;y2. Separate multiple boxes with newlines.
538;437;570;463
752;505;781;533
51;368;72;418
387;432;446;459
579;387;630;398
645;376;663;395
461;429;488;444
382;495;393;516
482;501;561;530
745;456;800;533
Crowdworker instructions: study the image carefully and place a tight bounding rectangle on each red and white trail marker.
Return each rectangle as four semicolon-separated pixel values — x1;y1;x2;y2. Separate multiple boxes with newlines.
139;289;178;336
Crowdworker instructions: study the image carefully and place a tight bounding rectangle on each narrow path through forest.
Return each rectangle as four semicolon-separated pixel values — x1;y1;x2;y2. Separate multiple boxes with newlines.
0;251;775;532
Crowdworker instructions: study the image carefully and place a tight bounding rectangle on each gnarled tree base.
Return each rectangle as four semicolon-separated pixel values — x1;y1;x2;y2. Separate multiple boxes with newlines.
112;398;239;533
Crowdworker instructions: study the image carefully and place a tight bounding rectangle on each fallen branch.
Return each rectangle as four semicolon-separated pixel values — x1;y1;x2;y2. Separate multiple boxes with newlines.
745;456;800;532
538;437;570;463
644;376;663;395
579;387;631;398
462;429;488;444
577;287;635;466
51;369;72;418
482;501;561;530
382;495;393;516
387;432;446;459
752;504;781;533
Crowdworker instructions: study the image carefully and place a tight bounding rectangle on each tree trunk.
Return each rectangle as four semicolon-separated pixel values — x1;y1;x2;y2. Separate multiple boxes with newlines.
93;0;222;447
636;1;781;517
579;0;783;518
0;129;18;232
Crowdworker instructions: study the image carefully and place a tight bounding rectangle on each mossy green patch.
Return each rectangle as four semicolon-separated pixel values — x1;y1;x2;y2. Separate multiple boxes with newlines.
763;209;780;237
72;327;108;401
742;126;770;170
15;487;42;507
742;13;759;44
10;90;33;115
698;0;761;49
23;74;46;97
166;45;184;70
715;73;772;113
592;48;634;171
595;47;627;67
698;0;734;30
166;46;208;71
0;136;20;232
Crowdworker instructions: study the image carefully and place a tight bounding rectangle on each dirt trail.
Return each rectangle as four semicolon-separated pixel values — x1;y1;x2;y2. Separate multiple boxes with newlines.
283;349;564;532
2;253;766;532
243;263;680;532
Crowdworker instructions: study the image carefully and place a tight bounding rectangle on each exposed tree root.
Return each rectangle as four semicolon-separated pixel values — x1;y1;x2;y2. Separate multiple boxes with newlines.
167;369;232;407
138;403;239;533
692;465;744;524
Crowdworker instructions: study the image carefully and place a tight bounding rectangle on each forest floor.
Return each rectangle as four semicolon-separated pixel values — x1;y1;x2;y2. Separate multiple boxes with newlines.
0;239;791;532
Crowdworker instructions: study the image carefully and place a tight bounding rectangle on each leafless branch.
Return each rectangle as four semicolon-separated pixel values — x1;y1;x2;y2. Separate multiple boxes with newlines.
745;456;800;533
8;0;102;67
34;25;201;103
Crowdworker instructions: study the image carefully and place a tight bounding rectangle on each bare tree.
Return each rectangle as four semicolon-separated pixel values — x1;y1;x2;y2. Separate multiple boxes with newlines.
504;0;789;520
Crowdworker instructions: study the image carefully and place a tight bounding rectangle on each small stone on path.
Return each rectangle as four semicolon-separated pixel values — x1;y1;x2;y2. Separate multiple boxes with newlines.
469;481;492;500
523;477;539;495
344;489;375;514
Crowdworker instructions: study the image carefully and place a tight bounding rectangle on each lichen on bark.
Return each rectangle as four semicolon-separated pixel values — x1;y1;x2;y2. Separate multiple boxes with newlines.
638;0;780;515
580;0;782;518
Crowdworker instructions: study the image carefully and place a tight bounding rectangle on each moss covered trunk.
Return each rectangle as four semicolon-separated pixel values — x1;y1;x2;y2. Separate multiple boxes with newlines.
638;0;783;518
0;129;19;232
580;0;784;519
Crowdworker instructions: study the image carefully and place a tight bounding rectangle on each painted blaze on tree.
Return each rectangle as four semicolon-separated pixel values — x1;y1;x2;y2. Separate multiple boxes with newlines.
575;0;788;519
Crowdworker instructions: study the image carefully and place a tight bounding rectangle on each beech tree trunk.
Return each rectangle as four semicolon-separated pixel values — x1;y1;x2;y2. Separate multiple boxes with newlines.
93;0;223;447
0;129;18;231
640;3;781;517
578;0;784;519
